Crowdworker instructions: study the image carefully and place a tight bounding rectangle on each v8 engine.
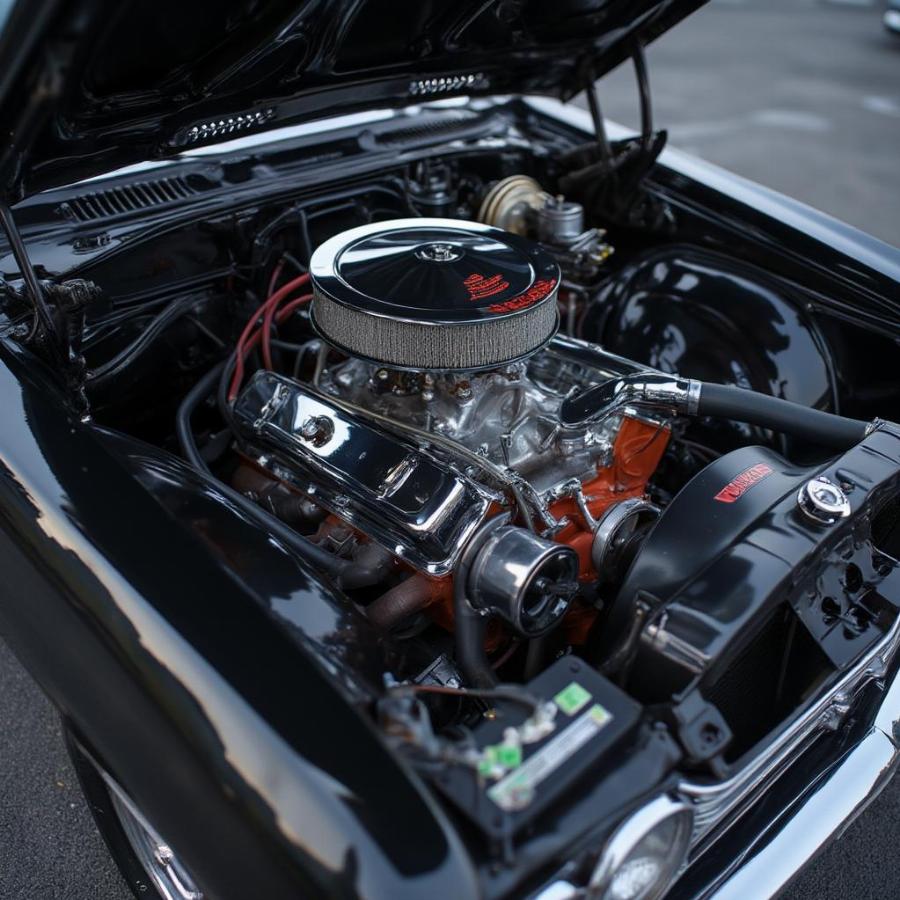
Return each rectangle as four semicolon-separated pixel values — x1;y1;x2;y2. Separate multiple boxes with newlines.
222;209;898;787
231;219;677;681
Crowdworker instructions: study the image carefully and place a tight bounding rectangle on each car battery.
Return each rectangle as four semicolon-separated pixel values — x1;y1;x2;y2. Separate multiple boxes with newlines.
433;655;642;838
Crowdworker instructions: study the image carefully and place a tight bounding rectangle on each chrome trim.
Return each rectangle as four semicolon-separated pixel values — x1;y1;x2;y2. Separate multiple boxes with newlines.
591;498;659;574
309;218;561;370
100;769;204;900
796;476;851;525
707;726;899;900
233;371;491;575
685;378;702;417
545;333;649;379
531;881;579;900
643;614;709;678
467;524;578;636
304;380;548;532
559;373;698;427
589;796;693;898
309;217;558;326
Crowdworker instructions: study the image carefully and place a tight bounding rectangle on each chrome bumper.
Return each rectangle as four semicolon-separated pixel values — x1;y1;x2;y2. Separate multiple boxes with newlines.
709;726;899;899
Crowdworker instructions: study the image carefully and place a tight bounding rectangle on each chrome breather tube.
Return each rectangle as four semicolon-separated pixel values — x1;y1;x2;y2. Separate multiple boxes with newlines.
560;372;870;451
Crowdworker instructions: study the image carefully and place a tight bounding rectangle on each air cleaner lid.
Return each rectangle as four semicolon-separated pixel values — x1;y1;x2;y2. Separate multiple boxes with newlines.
310;218;560;371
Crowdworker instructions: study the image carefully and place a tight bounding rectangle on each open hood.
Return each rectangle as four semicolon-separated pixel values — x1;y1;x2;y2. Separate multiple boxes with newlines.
0;0;705;199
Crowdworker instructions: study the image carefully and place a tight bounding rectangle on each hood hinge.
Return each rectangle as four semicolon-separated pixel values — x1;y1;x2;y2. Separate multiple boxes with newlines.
0;203;94;417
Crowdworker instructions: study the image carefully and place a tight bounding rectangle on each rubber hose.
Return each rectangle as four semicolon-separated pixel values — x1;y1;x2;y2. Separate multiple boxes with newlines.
698;382;868;450
453;542;498;689
367;575;433;630
175;361;351;582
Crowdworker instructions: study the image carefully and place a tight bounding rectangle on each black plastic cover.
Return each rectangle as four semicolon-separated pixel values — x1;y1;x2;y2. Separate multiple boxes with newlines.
606;429;900;699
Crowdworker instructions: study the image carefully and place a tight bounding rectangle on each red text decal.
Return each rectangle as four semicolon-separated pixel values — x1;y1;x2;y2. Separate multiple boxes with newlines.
714;463;773;503
465;273;509;300
487;278;557;314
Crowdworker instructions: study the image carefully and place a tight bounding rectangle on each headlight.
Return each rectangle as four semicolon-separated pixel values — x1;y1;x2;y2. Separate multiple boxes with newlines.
588;795;693;900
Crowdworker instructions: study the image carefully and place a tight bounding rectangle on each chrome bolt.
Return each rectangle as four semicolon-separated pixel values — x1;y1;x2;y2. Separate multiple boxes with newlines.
298;415;334;446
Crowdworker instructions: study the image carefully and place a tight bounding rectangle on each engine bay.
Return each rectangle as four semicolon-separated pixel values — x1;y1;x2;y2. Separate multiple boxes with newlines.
4;98;900;869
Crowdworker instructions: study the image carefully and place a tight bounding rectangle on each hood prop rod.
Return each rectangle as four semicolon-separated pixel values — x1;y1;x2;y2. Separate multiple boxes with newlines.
0;203;60;350
584;65;613;170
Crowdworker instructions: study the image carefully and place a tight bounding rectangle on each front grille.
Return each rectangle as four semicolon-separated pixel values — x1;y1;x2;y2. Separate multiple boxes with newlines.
703;605;831;763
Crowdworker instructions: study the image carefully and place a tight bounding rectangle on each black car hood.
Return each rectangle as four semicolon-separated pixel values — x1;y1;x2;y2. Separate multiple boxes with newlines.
0;0;705;199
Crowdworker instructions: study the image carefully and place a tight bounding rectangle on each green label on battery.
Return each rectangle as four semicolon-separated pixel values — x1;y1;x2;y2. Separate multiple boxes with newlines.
487;702;614;812
554;681;592;716
589;703;611;727
496;743;523;769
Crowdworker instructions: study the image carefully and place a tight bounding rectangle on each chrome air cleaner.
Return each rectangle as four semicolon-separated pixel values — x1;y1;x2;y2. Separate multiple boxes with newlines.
309;218;560;370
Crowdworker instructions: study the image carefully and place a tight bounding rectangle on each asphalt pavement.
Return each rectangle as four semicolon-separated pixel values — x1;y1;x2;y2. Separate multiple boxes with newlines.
592;0;900;247
1;1;898;898
0;638;129;899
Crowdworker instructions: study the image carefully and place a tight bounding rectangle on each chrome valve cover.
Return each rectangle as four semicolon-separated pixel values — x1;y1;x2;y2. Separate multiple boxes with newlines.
233;371;491;575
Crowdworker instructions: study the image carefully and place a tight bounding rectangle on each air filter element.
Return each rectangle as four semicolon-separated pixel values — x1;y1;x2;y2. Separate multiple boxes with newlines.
309;218;560;371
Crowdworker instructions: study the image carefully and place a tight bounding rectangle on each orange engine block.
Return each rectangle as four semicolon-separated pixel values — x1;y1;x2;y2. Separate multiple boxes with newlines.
417;415;670;646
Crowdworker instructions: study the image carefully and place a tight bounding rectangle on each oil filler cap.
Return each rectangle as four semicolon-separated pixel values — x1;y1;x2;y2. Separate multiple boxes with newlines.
797;476;851;525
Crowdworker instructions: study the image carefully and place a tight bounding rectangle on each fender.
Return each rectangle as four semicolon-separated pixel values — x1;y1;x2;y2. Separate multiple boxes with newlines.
0;341;478;900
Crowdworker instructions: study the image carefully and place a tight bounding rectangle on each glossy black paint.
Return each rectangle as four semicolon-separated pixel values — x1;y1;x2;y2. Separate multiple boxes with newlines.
4;98;897;434
584;245;839;450
100;430;392;696
636;135;900;347
0;92;899;899
97;414;689;897
0;0;707;198
615;430;900;705
0;340;479;899
0;334;685;900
